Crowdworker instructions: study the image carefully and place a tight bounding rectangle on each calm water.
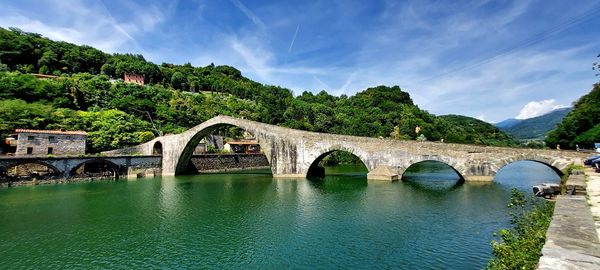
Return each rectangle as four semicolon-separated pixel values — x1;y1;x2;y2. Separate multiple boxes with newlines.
0;161;559;269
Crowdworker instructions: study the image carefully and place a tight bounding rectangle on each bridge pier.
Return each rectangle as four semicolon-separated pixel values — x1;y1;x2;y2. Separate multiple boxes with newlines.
272;174;306;179
366;166;400;181
463;175;494;182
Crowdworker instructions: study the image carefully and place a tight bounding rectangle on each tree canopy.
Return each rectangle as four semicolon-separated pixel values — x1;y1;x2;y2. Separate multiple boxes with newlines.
545;83;600;149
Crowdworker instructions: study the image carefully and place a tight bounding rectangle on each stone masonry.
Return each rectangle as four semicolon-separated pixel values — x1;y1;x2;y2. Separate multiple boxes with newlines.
0;156;161;181
103;115;588;181
15;129;86;156
189;153;269;173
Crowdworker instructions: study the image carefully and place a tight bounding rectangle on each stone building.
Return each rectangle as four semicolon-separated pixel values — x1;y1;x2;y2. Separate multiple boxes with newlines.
224;140;261;154
14;129;87;156
124;73;144;86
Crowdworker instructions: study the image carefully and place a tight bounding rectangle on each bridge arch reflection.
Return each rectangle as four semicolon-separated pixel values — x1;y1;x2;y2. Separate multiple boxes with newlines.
493;158;563;180
493;160;562;188
401;160;464;189
306;149;368;178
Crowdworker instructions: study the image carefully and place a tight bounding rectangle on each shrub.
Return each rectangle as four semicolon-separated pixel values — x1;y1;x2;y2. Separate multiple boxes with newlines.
487;189;555;269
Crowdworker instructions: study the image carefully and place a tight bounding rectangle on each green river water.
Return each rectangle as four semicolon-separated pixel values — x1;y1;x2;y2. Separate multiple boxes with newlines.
0;161;560;269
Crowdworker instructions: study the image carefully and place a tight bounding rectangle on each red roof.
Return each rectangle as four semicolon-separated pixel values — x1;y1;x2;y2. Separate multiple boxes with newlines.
227;141;259;145
15;129;87;135
32;74;59;79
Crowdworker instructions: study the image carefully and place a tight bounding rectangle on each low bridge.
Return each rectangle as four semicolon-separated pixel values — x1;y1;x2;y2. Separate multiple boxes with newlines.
104;115;587;181
0;156;161;180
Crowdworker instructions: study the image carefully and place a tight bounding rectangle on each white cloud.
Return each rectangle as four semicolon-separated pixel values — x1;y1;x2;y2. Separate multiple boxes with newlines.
515;99;567;119
0;0;168;54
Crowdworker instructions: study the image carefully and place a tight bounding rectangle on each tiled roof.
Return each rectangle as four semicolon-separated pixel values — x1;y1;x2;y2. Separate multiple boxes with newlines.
15;129;87;135
227;141;259;145
32;73;59;79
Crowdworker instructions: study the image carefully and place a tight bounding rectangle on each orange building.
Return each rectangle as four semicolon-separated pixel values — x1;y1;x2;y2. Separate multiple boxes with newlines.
124;73;144;86
224;141;261;154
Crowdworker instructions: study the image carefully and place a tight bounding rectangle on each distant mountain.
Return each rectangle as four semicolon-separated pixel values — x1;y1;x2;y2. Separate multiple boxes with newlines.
495;118;522;129
496;108;572;140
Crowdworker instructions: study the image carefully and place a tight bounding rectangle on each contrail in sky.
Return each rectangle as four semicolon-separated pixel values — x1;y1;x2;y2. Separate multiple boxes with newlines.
287;24;300;54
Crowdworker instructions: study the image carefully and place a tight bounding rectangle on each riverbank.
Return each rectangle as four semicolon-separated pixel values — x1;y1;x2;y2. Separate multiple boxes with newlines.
537;168;600;269
586;168;600;237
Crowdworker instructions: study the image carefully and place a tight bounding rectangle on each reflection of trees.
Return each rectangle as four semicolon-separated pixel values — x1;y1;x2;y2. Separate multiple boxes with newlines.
401;160;463;191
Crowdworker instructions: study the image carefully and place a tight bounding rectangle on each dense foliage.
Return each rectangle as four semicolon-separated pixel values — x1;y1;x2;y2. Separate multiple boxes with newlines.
487;189;554;269
545;84;600;149
0;27;518;153
437;115;517;146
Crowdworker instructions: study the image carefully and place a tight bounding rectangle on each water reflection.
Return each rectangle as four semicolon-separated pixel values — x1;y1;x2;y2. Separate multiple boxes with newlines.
402;161;463;191
0;161;551;269
494;160;561;190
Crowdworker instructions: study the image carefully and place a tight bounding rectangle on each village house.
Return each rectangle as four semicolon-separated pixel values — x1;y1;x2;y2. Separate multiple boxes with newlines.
223;140;261;154
10;129;87;156
124;73;144;86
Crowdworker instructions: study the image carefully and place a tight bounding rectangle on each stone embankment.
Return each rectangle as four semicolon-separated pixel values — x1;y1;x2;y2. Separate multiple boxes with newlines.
538;169;600;269
189;153;270;173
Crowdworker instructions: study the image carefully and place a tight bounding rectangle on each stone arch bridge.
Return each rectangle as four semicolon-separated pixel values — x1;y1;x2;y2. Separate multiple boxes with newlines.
0;156;161;180
105;115;586;181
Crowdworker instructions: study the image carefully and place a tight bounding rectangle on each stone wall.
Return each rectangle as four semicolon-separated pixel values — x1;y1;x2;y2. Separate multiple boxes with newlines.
16;132;86;156
189;153;269;173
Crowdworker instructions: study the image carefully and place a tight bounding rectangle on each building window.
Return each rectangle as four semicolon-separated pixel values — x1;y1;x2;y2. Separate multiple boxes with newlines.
47;147;53;155
49;136;57;143
27;136;35;141
26;147;33;155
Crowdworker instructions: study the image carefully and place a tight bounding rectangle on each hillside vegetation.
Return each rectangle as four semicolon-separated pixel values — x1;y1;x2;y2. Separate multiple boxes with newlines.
0;27;517;153
438;115;516;146
545;83;600;149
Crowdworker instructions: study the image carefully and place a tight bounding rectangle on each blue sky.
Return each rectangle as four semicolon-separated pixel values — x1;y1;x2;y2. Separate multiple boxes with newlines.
1;0;599;122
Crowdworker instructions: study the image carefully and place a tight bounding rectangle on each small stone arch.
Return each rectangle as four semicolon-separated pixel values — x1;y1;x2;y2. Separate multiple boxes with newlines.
174;123;269;175
69;158;122;179
493;157;564;181
152;141;163;155
305;146;370;178
3;161;62;180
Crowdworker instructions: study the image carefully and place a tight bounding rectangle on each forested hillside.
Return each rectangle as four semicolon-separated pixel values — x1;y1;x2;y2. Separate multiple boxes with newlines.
498;108;571;140
0;27;517;153
437;115;516;146
545;83;600;149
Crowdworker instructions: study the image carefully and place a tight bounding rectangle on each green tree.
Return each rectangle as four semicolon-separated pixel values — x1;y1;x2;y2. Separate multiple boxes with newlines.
546;84;600;149
487;189;554;269
76;109;154;152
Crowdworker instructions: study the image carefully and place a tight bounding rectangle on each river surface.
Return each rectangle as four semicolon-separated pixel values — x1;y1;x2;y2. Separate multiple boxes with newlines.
0;161;559;269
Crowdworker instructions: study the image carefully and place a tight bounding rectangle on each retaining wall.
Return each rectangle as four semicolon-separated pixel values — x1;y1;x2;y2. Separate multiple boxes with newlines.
189;153;269;173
